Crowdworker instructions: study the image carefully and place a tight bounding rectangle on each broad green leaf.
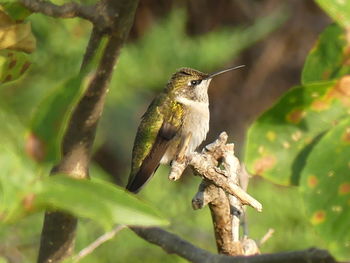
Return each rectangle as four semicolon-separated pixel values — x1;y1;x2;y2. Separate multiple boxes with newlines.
302;24;350;85
316;0;350;28
0;50;31;84
28;74;85;162
300;118;350;261
15;175;168;228
0;109;40;223
0;144;38;222
245;76;350;185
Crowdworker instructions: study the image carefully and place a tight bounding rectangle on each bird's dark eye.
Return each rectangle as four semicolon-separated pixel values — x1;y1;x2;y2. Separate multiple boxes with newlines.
190;80;202;86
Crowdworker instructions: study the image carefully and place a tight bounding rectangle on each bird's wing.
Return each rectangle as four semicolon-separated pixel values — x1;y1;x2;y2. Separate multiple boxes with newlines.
126;96;183;193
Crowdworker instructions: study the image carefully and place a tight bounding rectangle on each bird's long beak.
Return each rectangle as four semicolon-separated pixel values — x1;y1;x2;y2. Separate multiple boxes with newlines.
204;65;245;80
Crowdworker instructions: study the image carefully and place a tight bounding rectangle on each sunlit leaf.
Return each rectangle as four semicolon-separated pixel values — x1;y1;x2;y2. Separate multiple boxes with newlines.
245;76;350;185
0;10;36;53
302;24;350;85
300;117;350;261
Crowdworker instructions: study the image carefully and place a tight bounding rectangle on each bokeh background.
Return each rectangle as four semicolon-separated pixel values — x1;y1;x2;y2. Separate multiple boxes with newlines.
0;0;333;262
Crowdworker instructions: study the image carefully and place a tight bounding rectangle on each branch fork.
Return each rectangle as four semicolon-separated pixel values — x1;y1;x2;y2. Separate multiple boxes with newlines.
169;132;262;212
169;132;262;255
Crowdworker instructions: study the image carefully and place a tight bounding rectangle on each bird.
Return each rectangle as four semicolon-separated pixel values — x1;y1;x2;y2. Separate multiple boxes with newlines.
126;65;244;193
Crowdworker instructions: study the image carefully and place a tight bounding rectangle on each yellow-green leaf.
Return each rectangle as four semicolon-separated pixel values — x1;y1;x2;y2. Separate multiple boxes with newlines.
245;77;350;185
302;24;350;85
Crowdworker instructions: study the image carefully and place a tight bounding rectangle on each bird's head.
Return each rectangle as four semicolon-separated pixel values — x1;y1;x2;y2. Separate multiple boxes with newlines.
167;66;244;103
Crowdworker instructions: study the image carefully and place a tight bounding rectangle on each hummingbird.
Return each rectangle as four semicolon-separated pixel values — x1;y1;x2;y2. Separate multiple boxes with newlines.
126;65;244;193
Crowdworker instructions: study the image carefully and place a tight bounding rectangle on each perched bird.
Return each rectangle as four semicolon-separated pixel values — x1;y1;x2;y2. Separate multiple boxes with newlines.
126;65;244;193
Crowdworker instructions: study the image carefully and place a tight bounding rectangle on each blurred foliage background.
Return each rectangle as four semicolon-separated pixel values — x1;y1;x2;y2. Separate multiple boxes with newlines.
2;0;350;262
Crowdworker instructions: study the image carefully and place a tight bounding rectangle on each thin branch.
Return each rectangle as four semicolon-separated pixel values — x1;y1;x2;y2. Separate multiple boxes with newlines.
259;229;275;246
73;225;126;262
131;226;338;263
20;0;108;28
131;226;216;263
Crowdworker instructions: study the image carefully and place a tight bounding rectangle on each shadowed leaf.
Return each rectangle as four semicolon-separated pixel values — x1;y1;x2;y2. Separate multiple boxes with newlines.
300;117;350;261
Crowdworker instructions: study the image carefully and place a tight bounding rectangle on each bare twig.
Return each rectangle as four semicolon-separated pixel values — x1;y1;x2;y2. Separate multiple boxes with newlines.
239;164;251;237
36;0;139;262
73;225;126;262
259;228;275;246
131;226;338;263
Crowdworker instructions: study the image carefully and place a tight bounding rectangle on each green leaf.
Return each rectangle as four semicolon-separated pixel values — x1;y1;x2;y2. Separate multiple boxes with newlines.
302;24;350;85
28;74;85;162
0;109;40;223
245;77;350;185
0;50;31;84
300;117;350;261
0;144;38;222
31;175;168;228
315;0;350;28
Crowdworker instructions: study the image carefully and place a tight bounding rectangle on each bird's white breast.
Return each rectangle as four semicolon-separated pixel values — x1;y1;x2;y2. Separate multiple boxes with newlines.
176;97;210;153
160;97;209;164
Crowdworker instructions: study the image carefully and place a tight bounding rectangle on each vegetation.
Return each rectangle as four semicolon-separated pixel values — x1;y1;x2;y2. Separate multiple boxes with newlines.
0;0;349;262
245;1;350;260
